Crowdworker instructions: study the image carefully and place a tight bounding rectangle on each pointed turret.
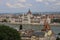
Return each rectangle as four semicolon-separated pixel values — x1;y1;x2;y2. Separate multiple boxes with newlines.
41;19;51;31
27;9;32;14
44;22;51;30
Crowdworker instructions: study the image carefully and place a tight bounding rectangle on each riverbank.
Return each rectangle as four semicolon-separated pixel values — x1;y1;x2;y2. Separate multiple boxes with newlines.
0;22;60;34
0;22;60;26
0;22;60;25
10;23;60;26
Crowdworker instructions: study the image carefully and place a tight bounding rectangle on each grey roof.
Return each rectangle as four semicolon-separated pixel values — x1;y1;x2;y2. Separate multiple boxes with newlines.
21;31;45;38
32;32;45;37
21;34;32;38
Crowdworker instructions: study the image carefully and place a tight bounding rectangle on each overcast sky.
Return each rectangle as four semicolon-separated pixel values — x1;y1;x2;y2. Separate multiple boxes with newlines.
0;0;60;13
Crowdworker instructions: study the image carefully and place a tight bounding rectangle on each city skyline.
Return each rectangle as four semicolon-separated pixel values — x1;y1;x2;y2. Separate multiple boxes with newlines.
0;0;60;13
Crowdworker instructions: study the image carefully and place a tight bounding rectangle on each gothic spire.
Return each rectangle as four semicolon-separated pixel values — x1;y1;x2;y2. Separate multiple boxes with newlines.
27;9;32;14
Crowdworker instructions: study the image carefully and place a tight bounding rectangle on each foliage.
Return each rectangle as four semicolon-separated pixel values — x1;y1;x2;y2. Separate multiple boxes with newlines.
51;19;60;23
58;33;60;35
56;37;60;40
2;19;7;22
0;25;21;40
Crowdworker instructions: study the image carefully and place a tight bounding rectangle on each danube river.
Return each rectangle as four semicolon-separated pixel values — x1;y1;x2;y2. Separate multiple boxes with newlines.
0;22;60;34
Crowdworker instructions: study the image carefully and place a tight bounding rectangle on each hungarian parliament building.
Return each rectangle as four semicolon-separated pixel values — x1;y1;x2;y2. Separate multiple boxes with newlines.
0;10;60;25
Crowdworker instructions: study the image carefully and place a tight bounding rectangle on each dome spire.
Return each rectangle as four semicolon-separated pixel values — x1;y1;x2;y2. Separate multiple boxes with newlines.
27;9;32;14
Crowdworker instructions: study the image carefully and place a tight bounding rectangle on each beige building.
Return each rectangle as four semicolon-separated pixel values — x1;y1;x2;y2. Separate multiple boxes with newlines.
0;10;51;25
21;21;56;40
30;16;40;25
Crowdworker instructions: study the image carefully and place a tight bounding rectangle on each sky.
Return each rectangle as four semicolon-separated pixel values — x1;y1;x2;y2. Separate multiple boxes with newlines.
0;0;60;13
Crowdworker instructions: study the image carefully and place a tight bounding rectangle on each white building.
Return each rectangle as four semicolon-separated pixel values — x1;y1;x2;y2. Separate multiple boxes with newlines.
0;10;51;25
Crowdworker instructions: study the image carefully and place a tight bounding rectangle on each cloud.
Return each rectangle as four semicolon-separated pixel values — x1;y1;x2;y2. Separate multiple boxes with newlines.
44;2;49;5
7;0;26;3
45;1;60;9
6;2;32;8
36;0;43;2
17;0;26;2
0;10;5;12
6;3;13;7
6;0;32;8
36;0;56;2
52;2;60;9
47;0;56;2
55;2;60;6
35;0;60;10
35;0;57;6
0;10;3;11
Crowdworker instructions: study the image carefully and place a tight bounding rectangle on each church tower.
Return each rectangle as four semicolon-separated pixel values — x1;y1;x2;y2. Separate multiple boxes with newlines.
41;15;51;31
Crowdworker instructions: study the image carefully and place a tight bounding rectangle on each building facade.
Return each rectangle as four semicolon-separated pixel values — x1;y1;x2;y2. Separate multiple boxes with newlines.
0;10;51;25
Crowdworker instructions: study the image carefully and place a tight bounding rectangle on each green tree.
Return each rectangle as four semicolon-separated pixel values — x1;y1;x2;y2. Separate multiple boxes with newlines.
2;19;7;22
58;33;60;35
0;24;21;40
51;19;60;23
56;37;60;40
